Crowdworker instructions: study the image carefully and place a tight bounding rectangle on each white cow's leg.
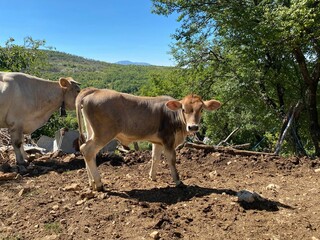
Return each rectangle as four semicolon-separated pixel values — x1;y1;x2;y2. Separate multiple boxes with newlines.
9;126;28;165
163;148;182;186
149;144;163;181
80;139;103;191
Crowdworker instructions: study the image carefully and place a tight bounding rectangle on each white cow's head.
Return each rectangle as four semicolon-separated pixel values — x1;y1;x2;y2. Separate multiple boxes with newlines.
166;94;221;132
59;77;81;110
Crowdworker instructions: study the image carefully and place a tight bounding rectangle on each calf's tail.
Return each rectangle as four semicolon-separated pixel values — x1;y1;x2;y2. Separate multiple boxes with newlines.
76;88;98;146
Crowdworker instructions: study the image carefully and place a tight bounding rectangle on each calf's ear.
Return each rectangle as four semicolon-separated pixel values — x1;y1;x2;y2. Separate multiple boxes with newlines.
166;100;182;111
59;77;72;89
203;100;221;111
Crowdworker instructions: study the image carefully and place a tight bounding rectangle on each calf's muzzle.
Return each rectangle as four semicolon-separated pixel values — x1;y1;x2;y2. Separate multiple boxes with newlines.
187;124;199;132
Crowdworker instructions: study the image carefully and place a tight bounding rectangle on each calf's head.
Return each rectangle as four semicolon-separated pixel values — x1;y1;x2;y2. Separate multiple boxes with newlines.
59;77;81;110
166;94;221;132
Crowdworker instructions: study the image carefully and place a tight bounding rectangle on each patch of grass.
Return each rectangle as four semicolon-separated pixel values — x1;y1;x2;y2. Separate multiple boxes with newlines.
22;188;41;198
44;222;62;234
2;236;22;240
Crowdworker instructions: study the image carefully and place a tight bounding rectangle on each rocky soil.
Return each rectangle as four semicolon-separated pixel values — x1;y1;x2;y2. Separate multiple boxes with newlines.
1;145;320;240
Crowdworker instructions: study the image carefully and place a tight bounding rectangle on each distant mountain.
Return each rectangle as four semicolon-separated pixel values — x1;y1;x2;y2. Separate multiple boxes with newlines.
115;60;151;66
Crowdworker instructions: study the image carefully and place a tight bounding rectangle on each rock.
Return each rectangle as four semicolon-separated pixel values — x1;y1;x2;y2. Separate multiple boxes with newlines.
150;231;160;240
60;219;67;225
0;172;19;180
52;204;59;211
98;193;109;200
62;154;75;163
18;187;31;197
80;190;95;199
62;183;81;191
63;204;73;211
76;199;86;205
266;184;280;191
209;170;220;178
51;149;64;159
42;235;59;240
314;168;320;173
84;226;90;233
237;190;264;203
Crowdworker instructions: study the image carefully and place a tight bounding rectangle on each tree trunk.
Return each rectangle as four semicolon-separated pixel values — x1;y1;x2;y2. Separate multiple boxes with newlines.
306;84;320;155
294;47;320;156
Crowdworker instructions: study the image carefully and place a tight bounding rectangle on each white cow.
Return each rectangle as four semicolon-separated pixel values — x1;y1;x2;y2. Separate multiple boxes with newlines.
0;72;80;165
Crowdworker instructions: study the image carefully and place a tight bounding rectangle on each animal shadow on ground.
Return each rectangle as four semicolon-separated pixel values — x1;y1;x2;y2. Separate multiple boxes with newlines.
108;185;294;212
0;153;122;177
238;197;294;212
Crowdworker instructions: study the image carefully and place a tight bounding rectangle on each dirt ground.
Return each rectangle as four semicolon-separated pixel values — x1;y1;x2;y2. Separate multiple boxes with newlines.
0;146;320;240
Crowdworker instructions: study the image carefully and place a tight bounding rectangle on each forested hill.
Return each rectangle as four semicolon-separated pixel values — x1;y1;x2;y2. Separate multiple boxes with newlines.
40;50;174;94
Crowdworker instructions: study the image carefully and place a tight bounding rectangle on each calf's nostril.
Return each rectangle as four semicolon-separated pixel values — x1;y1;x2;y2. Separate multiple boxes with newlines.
188;125;199;132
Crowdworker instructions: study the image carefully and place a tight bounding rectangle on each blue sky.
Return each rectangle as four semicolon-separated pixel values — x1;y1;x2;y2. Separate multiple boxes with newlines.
0;0;180;66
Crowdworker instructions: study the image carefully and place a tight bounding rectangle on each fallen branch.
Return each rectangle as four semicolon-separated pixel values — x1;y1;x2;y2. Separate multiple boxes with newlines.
232;143;251;150
274;101;305;155
184;142;276;157
217;127;240;146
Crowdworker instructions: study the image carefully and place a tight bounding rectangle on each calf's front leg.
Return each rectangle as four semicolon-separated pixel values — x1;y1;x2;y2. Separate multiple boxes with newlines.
164;147;182;186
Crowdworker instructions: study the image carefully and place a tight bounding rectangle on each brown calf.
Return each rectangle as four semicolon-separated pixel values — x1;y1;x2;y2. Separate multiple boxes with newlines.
76;88;221;191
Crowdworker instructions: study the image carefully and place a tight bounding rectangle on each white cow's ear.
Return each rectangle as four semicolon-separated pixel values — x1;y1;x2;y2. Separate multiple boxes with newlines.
59;77;71;89
166;100;182;111
203;100;221;111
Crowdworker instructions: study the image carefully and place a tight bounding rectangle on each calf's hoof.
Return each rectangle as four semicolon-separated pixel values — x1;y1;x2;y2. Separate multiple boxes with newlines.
17;160;29;167
176;181;186;188
16;165;28;175
92;183;104;192
149;174;156;182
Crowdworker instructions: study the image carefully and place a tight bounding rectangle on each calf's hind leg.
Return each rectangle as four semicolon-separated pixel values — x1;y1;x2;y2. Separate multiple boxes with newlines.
80;138;104;191
149;144;163;181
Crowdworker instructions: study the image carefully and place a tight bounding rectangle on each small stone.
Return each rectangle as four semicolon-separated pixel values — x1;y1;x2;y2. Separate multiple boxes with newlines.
80;190;95;199
18;187;30;197
209;170;220;178
52;204;59;210
266;184;280;191
63;183;81;191
150;231;160;240
76;199;86;205
63;204;73;211
237;190;263;203
98;193;108;200
60;219;67;225
0;172;19;180
314;168;320;173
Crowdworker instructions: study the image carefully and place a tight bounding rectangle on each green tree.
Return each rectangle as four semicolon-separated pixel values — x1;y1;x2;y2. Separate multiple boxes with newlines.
0;36;48;74
152;0;320;155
